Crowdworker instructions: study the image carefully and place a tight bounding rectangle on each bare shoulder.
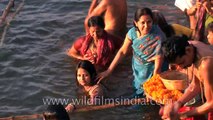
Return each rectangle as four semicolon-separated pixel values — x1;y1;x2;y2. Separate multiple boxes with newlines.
100;0;111;5
89;84;104;96
199;57;213;71
103;0;125;5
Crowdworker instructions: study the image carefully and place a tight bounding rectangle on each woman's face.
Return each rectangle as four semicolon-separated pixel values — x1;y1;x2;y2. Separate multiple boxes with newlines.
89;26;104;40
77;68;91;86
134;15;153;36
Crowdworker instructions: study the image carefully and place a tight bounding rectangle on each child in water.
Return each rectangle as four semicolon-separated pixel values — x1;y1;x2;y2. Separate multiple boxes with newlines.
65;60;105;112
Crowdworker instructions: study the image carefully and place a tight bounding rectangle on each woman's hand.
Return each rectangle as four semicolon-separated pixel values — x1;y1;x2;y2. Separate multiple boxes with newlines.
96;69;111;84
65;103;75;113
66;49;72;56
83;54;96;64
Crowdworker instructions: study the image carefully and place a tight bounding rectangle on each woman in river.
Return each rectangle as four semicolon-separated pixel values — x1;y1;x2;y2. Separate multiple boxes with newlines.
67;16;121;69
98;7;168;96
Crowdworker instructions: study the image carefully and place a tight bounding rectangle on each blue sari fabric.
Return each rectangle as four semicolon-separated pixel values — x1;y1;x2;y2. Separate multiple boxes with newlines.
128;25;166;95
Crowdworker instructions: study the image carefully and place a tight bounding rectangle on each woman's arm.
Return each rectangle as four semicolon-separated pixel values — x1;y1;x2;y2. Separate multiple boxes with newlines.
97;35;132;81
153;55;163;75
107;36;131;72
66;45;84;60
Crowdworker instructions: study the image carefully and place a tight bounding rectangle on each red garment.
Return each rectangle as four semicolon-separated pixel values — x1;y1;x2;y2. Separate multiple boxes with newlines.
208;112;213;120
194;0;206;42
178;106;206;120
73;31;119;67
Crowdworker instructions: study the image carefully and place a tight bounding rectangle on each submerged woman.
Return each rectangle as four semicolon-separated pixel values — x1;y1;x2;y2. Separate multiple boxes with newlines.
67;16;121;69
65;60;105;112
98;8;167;96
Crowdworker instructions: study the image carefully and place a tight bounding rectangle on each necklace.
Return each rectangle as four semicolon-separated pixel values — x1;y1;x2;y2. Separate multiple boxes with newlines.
90;41;97;58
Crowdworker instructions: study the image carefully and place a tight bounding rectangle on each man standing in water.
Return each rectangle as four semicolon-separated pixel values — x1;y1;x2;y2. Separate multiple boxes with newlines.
160;35;213;120
84;0;127;40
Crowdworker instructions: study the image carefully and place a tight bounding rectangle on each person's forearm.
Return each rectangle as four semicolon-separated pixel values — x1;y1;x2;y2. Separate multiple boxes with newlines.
84;17;89;34
180;102;213;119
195;102;213;115
153;56;163;75
108;50;126;73
88;0;99;15
177;82;201;105
67;51;83;60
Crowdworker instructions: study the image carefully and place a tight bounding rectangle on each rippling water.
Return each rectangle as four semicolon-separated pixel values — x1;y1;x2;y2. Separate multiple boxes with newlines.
0;0;187;119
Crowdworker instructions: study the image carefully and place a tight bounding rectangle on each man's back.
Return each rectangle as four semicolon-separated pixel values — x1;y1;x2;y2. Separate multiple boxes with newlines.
191;41;213;58
103;0;127;38
188;41;213;82
85;0;127;39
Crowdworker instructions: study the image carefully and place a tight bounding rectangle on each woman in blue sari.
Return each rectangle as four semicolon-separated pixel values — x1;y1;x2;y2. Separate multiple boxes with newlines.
98;8;167;96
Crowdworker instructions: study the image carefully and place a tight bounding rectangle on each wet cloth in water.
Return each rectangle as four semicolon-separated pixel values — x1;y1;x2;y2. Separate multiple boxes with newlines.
127;25;167;95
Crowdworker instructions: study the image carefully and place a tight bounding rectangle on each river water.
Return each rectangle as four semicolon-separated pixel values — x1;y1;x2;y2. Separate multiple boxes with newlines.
0;0;187;119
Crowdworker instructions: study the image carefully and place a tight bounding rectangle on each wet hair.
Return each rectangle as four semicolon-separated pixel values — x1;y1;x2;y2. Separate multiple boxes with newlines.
76;60;97;86
162;35;190;63
152;10;175;37
88;16;105;29
43;104;70;120
207;22;213;32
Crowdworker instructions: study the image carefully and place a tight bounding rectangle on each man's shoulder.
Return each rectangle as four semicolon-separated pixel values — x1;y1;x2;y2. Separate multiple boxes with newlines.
102;0;125;5
199;57;213;71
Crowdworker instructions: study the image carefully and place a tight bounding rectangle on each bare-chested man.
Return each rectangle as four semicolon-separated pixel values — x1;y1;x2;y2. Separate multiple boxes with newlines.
160;35;213;120
84;0;127;40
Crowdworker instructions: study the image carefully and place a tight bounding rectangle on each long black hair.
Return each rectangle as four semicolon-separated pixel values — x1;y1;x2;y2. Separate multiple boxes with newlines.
76;60;97;86
152;10;175;37
88;16;105;29
133;7;153;35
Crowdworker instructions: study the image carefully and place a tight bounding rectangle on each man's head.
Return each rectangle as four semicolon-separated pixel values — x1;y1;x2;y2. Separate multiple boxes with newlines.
43;104;70;120
162;35;195;69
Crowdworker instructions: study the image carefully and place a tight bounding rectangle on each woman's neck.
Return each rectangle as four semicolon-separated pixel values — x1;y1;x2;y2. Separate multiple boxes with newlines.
83;85;92;92
91;38;98;46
